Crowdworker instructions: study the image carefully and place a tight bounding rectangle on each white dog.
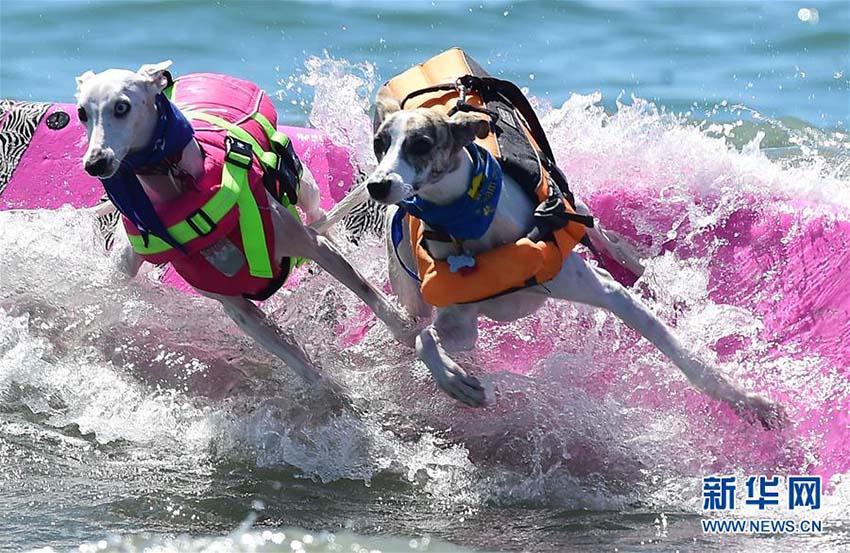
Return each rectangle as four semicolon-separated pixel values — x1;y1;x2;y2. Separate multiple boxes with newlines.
75;61;414;389
362;92;786;430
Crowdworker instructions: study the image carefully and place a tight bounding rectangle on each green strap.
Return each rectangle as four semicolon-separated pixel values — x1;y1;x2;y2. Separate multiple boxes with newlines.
129;92;308;276
223;148;274;279
182;111;278;176
126;183;238;254
248;113;302;178
183;109;303;226
128;143;273;279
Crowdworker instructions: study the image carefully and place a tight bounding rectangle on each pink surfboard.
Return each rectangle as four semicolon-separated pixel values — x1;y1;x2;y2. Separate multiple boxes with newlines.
0;100;358;294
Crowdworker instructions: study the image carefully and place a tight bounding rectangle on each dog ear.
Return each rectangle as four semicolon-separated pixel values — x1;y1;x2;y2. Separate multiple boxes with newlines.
373;86;401;133
449;112;490;146
75;70;95;90
137;60;174;92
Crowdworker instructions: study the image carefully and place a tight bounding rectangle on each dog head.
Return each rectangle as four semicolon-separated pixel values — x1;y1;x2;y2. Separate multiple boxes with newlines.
366;97;490;205
75;61;173;178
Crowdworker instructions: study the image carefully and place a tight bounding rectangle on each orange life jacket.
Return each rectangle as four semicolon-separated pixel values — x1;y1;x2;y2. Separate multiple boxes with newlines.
384;48;592;307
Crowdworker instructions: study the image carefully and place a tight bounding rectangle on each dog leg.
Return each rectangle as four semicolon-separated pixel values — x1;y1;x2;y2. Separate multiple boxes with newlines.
539;255;786;429
416;305;485;406
211;293;323;385
574;197;645;277
297;166;327;227
112;223;144;278
271;199;418;347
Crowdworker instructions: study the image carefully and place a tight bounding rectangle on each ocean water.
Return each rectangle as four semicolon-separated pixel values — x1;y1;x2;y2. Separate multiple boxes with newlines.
2;1;850;552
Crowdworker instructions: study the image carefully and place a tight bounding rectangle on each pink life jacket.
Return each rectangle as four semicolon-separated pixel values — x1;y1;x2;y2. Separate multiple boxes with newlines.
123;73;303;300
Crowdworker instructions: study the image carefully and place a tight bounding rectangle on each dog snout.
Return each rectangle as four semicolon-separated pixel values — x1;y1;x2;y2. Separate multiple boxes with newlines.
367;178;393;200
84;150;114;177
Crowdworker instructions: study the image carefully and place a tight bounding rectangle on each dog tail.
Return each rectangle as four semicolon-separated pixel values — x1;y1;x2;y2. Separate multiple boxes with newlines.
309;180;371;234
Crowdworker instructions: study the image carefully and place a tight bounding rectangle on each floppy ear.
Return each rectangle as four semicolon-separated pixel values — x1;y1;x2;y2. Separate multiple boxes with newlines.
373;86;401;133
137;60;173;92
448;111;490;147
75;70;95;90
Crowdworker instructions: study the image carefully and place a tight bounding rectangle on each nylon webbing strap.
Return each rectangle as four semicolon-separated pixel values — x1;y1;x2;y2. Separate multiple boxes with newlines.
223;136;274;279
184;110;280;171
184;109;300;199
126;186;238;254
127;135;275;280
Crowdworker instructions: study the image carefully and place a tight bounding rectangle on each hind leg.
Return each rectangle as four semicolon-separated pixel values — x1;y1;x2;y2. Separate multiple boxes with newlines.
536;254;786;429
574;197;645;277
297;166;327;226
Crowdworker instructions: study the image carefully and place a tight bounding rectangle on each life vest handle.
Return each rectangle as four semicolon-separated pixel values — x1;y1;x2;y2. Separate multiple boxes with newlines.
399;83;459;110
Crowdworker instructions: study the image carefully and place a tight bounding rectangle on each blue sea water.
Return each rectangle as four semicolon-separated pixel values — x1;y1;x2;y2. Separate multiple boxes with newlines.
1;1;850;552
2;1;848;127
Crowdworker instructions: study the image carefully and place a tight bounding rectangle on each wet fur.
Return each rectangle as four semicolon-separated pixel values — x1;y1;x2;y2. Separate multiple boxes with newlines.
364;87;787;430
75;62;417;394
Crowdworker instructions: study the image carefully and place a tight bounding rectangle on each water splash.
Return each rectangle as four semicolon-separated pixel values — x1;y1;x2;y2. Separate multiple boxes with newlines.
3;58;850;551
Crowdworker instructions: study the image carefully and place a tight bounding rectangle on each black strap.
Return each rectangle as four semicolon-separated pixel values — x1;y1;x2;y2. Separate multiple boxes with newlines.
399;83;459;110
397;75;565;188
456;75;579;203
422;228;454;243
448;101;501;124
457;75;556;162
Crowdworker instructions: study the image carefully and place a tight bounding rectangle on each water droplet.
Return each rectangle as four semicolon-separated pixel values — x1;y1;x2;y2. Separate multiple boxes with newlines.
528;73;535;80
797;7;819;24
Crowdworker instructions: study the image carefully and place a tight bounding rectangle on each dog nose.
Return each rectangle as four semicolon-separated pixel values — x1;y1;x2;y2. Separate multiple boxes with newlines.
367;179;392;200
84;154;110;177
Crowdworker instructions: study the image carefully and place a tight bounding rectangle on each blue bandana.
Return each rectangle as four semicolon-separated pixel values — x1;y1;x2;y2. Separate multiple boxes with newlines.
101;93;195;249
390;143;503;280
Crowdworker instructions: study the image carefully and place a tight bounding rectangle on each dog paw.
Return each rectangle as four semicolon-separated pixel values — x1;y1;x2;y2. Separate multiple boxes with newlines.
432;363;486;408
738;394;789;431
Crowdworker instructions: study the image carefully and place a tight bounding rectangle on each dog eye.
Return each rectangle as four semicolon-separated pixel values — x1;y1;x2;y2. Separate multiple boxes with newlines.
407;136;433;156
114;101;131;118
373;134;390;157
77;106;88;123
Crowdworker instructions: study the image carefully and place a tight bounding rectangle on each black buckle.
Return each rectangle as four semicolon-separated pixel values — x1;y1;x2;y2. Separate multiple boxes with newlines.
274;154;299;205
224;136;253;169
186;207;216;237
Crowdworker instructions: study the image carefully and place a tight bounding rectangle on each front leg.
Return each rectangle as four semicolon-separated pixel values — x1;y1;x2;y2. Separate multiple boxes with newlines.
210;293;322;385
415;305;485;407
112;222;144;278
538;254;787;429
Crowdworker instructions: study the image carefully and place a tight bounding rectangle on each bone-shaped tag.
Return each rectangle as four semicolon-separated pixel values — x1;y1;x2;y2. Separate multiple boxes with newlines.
448;254;476;273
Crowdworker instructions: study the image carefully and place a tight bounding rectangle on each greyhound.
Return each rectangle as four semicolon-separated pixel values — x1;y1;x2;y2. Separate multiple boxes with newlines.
75;61;414;390
362;92;786;430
